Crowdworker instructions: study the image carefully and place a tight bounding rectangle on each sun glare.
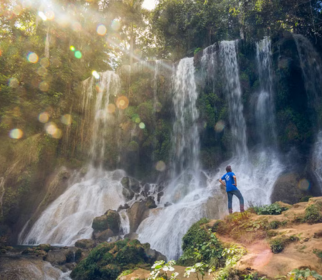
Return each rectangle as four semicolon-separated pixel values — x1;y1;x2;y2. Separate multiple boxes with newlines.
142;0;157;10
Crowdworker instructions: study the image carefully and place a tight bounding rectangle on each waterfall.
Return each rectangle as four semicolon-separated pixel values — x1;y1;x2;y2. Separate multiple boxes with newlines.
293;34;322;111
88;71;120;165
137;57;226;260
219;41;248;159
20;71;125;245
295;34;322;191
255;37;276;146
172;57;200;178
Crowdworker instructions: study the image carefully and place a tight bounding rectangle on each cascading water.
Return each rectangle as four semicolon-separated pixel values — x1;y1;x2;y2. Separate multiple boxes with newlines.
255;37;276;145
138;57;226;260
219;41;248;159
294;34;322;191
172;58;200;177
20;71;126;245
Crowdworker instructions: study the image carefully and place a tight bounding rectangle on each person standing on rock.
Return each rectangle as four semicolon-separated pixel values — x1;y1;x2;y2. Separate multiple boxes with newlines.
219;165;244;214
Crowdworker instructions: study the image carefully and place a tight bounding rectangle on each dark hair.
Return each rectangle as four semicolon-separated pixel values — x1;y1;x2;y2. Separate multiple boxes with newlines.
226;165;232;172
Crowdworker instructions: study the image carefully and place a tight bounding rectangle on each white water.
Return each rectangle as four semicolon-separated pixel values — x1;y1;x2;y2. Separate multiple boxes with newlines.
255;37;276;145
20;71;125;245
138;57;222;260
219;41;248;159
21;169;125;245
172;57;200;178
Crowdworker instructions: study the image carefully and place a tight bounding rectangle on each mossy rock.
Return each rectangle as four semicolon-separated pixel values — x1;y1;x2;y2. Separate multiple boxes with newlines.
92;210;120;233
75;239;96;249
70;239;153;280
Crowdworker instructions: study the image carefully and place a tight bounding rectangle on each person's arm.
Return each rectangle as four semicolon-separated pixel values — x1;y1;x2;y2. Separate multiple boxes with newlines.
233;175;237;186
219;178;226;186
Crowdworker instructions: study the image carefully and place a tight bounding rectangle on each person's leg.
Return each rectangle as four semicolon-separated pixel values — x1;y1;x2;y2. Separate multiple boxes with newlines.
227;191;233;214
232;190;244;212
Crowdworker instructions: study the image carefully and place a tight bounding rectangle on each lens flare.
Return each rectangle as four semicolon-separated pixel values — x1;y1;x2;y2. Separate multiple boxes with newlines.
107;104;116;113
9;128;23;139
39;81;49;92
155;161;166;172
38;11;47;21
116;96;129;110
52;129;62;139
45;10;55;21
215;120;225;132
0;49;2;56
135;117;141;124
97;24;107;36
45;122;57;135
37;67;48;77
75;51;82;59
9;78;19;88
27;52;39;63
61;114;72;125
92;71;100;79
298;178;310;191
38;112;49;123
139;122;145;129
40;57;50;68
70;46;75;52
111;19;121;31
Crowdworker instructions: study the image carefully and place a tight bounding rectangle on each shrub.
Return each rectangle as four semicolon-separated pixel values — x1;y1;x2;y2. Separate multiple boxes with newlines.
269;220;281;229
313;249;322;259
303;204;322;223
253;203;288;215
270;235;299;254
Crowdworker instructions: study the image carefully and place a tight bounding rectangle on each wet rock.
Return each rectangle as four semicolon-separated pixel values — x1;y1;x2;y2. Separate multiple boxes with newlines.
93;229;114;241
45;250;68;265
141;184;150;197
122;187;134;200
142;243;167;262
108;236;121;243
117;203;130;212
124;232;139;240
157;192;164;203
37;244;52;252
126;201;150;232
146;196;157;209
75;239;96;249
92;210;120;234
271;173;304;204
164;202;172;207
21;248;47;257
121;176;141;193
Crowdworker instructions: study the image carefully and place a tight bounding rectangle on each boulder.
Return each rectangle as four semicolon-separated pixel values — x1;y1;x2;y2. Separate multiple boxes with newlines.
271;173;305;204
121;177;141;193
45;250;68;265
92;210;120;234
124;232;138;240
126;201;150;232
146;196;157;209
117;204;130;212
164;202;172;207
93;229;114;241
122;187;134;200
75;239;96;249
143;243;167;262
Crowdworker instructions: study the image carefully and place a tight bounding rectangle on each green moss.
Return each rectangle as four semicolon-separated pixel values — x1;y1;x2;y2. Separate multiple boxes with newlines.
270;235;299;254
303;204;322;223
71;239;151;280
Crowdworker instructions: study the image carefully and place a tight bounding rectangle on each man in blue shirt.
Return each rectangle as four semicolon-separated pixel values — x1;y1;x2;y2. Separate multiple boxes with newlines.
219;165;244;214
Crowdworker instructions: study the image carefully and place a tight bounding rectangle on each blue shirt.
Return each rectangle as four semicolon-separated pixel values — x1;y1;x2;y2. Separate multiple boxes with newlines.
221;172;238;192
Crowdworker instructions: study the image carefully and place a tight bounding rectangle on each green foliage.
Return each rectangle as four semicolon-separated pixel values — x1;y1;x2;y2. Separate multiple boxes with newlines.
252;203;288;215
269;220;281;229
313;249;322;259
117;270;133;280
71;239;151;280
303;204;322;223
148;260;178;280
288;268;322;280
179;219;224;267
270;235;299;254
